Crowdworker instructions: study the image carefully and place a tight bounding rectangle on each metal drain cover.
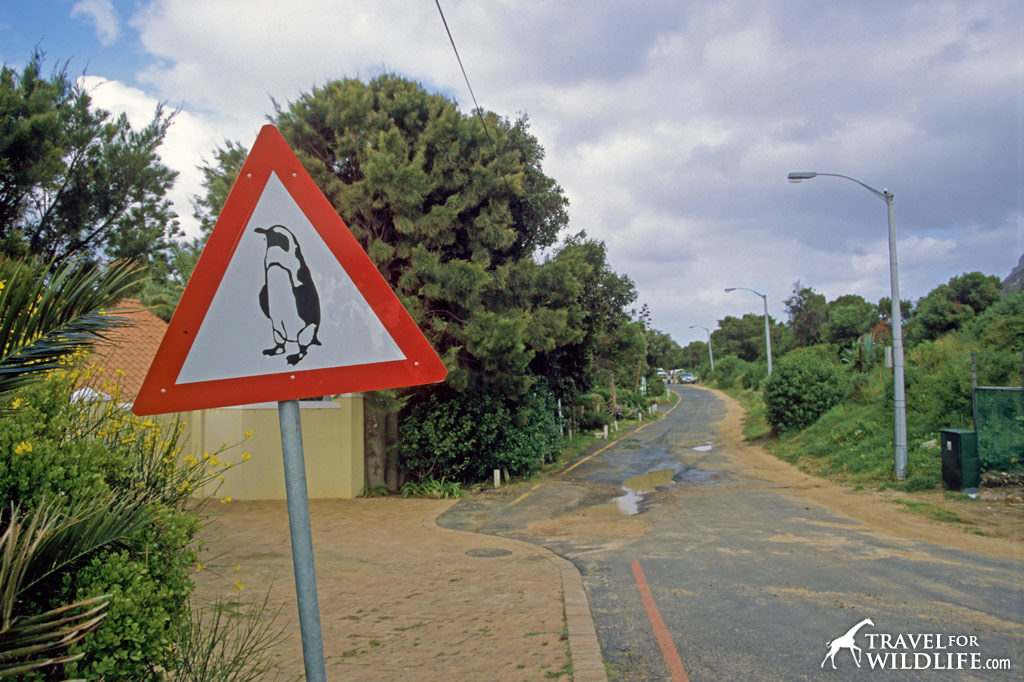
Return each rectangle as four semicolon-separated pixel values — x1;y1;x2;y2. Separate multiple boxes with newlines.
465;548;513;558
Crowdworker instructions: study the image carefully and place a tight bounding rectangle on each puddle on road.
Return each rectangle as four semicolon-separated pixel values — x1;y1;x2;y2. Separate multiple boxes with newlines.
588;468;677;517
624;468;676;492
693;441;714;452
586;464;727;517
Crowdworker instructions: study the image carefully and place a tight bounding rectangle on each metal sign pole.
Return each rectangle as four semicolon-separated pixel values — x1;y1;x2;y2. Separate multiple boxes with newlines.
277;399;327;681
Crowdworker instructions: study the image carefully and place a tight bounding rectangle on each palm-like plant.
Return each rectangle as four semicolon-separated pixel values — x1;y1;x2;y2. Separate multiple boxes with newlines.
0;497;153;676
0;256;142;396
0;254;146;673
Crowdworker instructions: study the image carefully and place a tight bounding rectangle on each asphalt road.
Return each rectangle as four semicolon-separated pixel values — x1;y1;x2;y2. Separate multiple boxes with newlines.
438;386;1023;681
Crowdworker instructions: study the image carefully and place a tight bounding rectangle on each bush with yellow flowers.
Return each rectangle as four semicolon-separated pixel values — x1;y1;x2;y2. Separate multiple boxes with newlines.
1;364;242;679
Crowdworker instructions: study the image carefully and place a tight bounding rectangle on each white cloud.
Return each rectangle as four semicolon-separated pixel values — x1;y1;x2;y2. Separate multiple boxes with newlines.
95;0;1021;346
71;0;120;46
79;75;223;239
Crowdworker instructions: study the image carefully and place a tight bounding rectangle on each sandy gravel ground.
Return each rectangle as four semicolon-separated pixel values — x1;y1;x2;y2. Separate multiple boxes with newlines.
192;498;570;681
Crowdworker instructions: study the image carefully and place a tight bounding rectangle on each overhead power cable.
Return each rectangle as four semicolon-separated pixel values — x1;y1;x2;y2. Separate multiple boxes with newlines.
433;0;514;195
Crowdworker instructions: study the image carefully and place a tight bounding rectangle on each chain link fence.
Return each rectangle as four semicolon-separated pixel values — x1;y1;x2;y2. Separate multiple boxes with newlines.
972;352;1023;471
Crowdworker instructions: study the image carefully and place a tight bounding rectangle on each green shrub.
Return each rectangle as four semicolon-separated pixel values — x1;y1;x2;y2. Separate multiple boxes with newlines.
708;355;750;390
1;366;236;678
577;392;610;430
399;384;562;483
739;363;767;391
901;335;973;438
763;347;849;433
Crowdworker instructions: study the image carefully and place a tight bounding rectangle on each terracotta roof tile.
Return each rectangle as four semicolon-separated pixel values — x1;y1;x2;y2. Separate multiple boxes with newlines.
82;299;167;400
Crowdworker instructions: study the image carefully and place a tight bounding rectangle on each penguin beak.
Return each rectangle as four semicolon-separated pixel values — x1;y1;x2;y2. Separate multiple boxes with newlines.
254;227;269;235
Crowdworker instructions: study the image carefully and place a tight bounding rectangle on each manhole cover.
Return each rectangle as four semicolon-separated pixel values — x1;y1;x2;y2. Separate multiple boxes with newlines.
465;548;513;558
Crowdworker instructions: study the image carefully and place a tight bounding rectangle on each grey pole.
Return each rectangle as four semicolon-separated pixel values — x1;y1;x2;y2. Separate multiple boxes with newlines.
723;287;772;375
278;398;327;681
787;171;908;480
690;325;714;371
885;191;908;480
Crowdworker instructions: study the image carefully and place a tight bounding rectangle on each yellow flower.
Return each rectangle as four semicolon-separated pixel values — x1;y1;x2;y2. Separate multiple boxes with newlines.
14;441;32;455
233;580;244;591
235;564;241;572
10;398;25;409
241;453;251;461
220;496;232;504
182;454;197;466
195;563;203;572
243;429;254;439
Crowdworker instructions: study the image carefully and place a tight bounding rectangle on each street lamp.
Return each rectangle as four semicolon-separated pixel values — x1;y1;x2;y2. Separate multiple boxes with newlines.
724;287;773;376
787;170;907;481
689;325;714;371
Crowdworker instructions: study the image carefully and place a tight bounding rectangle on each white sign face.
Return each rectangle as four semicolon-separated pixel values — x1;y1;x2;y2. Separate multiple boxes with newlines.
176;172;405;384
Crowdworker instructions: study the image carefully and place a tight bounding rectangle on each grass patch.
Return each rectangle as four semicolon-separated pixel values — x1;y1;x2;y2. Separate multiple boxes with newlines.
890;499;966;524
545;661;573;679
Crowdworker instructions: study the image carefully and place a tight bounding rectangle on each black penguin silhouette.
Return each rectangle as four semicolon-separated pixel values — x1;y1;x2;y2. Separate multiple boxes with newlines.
253;224;321;365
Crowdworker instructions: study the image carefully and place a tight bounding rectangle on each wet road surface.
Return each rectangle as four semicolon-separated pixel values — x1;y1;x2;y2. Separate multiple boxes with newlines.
438;386;1023;680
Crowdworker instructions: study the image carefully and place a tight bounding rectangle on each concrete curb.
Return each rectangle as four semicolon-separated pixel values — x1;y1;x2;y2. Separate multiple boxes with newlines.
424;510;607;681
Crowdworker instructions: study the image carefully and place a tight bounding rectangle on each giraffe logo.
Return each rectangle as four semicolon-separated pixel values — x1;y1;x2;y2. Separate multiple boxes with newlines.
822;618;875;669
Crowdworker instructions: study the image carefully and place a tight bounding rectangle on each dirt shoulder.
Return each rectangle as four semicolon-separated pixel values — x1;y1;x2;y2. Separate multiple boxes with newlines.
706;387;1024;561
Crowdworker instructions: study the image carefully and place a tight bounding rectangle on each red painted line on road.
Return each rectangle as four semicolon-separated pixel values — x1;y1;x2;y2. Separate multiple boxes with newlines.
632;561;689;682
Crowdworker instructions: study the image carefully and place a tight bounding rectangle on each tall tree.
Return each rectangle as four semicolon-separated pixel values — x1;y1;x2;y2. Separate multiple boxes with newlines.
647;328;686;371
712;313;778;363
822;294;879;347
267;74;571;398
906;271;1002;345
0;52;180;264
784;281;827;347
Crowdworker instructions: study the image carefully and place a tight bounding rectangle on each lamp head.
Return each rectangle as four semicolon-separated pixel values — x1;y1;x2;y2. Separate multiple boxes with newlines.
788;171;817;183
724;287;736;292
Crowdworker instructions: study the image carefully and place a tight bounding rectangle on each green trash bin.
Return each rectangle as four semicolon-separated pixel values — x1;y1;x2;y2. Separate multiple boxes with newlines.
940;429;979;491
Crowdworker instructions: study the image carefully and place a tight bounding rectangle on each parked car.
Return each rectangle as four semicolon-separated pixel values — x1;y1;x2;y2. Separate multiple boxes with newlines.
679;372;697;384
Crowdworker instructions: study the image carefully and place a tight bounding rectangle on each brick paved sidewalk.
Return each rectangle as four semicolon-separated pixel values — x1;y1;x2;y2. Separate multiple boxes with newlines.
192;498;605;680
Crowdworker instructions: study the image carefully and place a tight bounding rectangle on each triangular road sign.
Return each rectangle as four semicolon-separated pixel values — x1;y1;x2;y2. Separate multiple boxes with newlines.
132;125;446;415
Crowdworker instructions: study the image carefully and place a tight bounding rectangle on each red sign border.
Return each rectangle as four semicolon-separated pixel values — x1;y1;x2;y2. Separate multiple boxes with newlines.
132;125;446;415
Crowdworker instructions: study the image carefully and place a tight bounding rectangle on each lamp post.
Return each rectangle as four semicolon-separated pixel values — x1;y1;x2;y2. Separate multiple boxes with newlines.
689;325;714;371
724;287;773;376
787;171;907;481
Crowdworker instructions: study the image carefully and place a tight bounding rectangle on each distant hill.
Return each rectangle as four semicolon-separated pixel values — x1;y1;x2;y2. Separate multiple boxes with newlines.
1004;254;1024;293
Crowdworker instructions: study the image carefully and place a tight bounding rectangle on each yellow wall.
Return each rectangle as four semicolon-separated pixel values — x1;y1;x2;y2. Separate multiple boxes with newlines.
174;395;364;500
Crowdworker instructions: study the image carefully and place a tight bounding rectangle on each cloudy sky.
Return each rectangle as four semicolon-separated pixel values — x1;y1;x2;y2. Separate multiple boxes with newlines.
3;1;1021;346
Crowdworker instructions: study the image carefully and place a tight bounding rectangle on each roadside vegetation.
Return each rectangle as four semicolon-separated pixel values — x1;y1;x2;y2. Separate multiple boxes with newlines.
2;46;1019;673
692;276;1023;529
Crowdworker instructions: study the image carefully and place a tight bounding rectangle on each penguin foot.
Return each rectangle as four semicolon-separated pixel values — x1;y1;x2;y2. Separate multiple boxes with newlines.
286;351;307;366
262;344;286;356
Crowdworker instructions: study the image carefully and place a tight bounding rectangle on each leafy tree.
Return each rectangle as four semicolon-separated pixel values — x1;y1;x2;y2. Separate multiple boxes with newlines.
529;234;636;405
680;340;707;370
822;294;879;346
712;313;779;363
906;272;1002;345
972;289;1024;352
647;328;686;372
184;74;644;483
784;281;827;346
0;52;180;265
268;75;574;400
